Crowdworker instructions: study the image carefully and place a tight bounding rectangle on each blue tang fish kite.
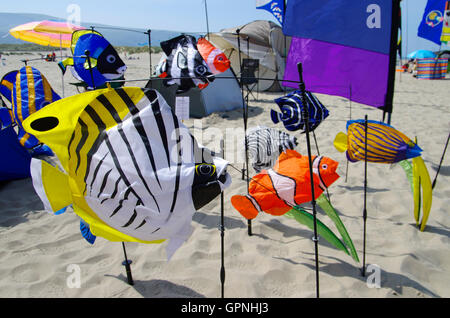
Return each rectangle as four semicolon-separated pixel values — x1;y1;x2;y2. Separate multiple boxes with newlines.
59;30;127;89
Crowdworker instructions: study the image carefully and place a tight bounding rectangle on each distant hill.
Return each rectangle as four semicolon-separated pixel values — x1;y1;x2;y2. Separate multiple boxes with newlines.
0;12;188;47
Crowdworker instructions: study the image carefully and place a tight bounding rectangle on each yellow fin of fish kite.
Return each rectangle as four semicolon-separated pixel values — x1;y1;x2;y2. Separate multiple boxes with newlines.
412;156;432;231
333;132;348;153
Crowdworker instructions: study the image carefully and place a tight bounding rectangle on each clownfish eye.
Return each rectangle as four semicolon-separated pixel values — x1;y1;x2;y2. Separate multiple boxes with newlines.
322;164;328;170
106;54;116;63
217;56;223;61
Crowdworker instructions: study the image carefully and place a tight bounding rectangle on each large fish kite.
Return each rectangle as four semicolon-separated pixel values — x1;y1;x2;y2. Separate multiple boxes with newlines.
334;119;432;231
282;0;400;114
23;87;231;259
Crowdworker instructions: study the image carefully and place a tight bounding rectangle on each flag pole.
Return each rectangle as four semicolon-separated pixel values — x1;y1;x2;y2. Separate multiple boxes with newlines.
204;0;210;40
84;50;96;90
384;0;401;125
362;115;368;277
236;28;252;236
297;62;320;298
432;131;450;190
146;29;152;85
59;34;65;98
220;138;226;298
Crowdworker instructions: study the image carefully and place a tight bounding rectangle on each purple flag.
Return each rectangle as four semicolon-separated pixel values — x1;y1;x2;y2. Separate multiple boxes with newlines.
282;0;399;112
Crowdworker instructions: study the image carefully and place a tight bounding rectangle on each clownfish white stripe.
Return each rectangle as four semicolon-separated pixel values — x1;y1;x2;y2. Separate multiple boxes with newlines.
267;169;297;206
206;48;222;74
312;156;326;191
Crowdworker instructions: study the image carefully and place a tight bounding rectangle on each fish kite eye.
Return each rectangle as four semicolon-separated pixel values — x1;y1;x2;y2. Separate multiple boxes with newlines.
196;164;216;177
195;65;207;75
322;164;328;170
106;54;116;63
217;56;224;61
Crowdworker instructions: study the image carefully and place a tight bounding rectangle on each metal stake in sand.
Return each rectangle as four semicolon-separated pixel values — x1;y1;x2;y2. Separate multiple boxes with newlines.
121;242;134;285
84;50;96;90
146;29;153;86
361;115;368;277
432;131;450;190
345;85;352;183
220;138;226;298
236;28;252;236
297;62;320;298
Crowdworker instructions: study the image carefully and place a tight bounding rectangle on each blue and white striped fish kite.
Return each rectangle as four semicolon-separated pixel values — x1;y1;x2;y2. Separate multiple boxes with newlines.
271;90;329;133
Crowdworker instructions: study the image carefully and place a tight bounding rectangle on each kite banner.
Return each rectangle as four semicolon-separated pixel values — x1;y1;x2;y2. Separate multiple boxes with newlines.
256;0;284;25
282;0;399;112
417;0;447;45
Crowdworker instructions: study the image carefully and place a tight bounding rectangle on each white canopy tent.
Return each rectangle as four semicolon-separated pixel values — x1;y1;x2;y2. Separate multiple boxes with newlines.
208;20;291;92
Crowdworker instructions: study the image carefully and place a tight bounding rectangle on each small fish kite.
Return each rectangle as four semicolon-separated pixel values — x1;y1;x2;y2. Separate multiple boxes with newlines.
246;126;298;173
197;37;231;75
23;87;231;259
231;150;339;219
59;30;127;89
0;66;59;156
160;34;215;93
334;119;432;231
232;149;358;261
271;90;329;132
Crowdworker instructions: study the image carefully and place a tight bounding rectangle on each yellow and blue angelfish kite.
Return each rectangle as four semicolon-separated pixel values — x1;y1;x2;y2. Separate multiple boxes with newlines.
0;66;60;156
334;119;432;231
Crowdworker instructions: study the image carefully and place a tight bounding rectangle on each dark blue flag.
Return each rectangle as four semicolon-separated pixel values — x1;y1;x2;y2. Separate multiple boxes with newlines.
418;0;447;45
256;0;284;25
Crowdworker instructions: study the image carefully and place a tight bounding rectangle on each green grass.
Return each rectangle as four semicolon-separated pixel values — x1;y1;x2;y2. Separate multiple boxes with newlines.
0;43;53;54
116;46;162;54
0;43;162;55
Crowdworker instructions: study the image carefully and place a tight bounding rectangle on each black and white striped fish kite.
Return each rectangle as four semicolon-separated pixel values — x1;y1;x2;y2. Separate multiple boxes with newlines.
159;35;215;93
246;126;298;173
271;90;329;132
23;87;231;259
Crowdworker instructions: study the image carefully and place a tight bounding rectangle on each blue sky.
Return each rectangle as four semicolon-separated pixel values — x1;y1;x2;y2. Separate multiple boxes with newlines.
1;0;449;55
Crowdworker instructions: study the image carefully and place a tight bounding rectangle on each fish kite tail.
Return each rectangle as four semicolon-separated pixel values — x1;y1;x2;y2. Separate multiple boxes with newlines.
80;219;97;244
30;158;73;214
412;156;432;231
58;57;74;75
333;132;348;153
270;109;281;124
231;195;260;220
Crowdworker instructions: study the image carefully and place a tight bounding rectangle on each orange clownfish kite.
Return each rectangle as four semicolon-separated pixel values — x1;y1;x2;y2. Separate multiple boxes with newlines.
231;150;340;220
197;38;231;75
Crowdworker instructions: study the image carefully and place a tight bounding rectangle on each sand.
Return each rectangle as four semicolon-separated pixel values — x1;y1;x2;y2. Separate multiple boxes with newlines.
0;52;449;298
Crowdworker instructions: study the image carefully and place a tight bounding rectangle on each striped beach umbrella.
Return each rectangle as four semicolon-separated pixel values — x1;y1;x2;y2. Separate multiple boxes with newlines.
9;20;85;97
9;20;85;48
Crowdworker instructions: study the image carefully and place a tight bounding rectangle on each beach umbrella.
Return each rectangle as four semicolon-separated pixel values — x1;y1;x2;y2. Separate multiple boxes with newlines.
9;20;85;96
407;50;437;59
9;20;85;48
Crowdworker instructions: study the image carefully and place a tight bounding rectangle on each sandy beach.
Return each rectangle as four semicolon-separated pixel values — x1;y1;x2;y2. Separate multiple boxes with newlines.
0;51;449;298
